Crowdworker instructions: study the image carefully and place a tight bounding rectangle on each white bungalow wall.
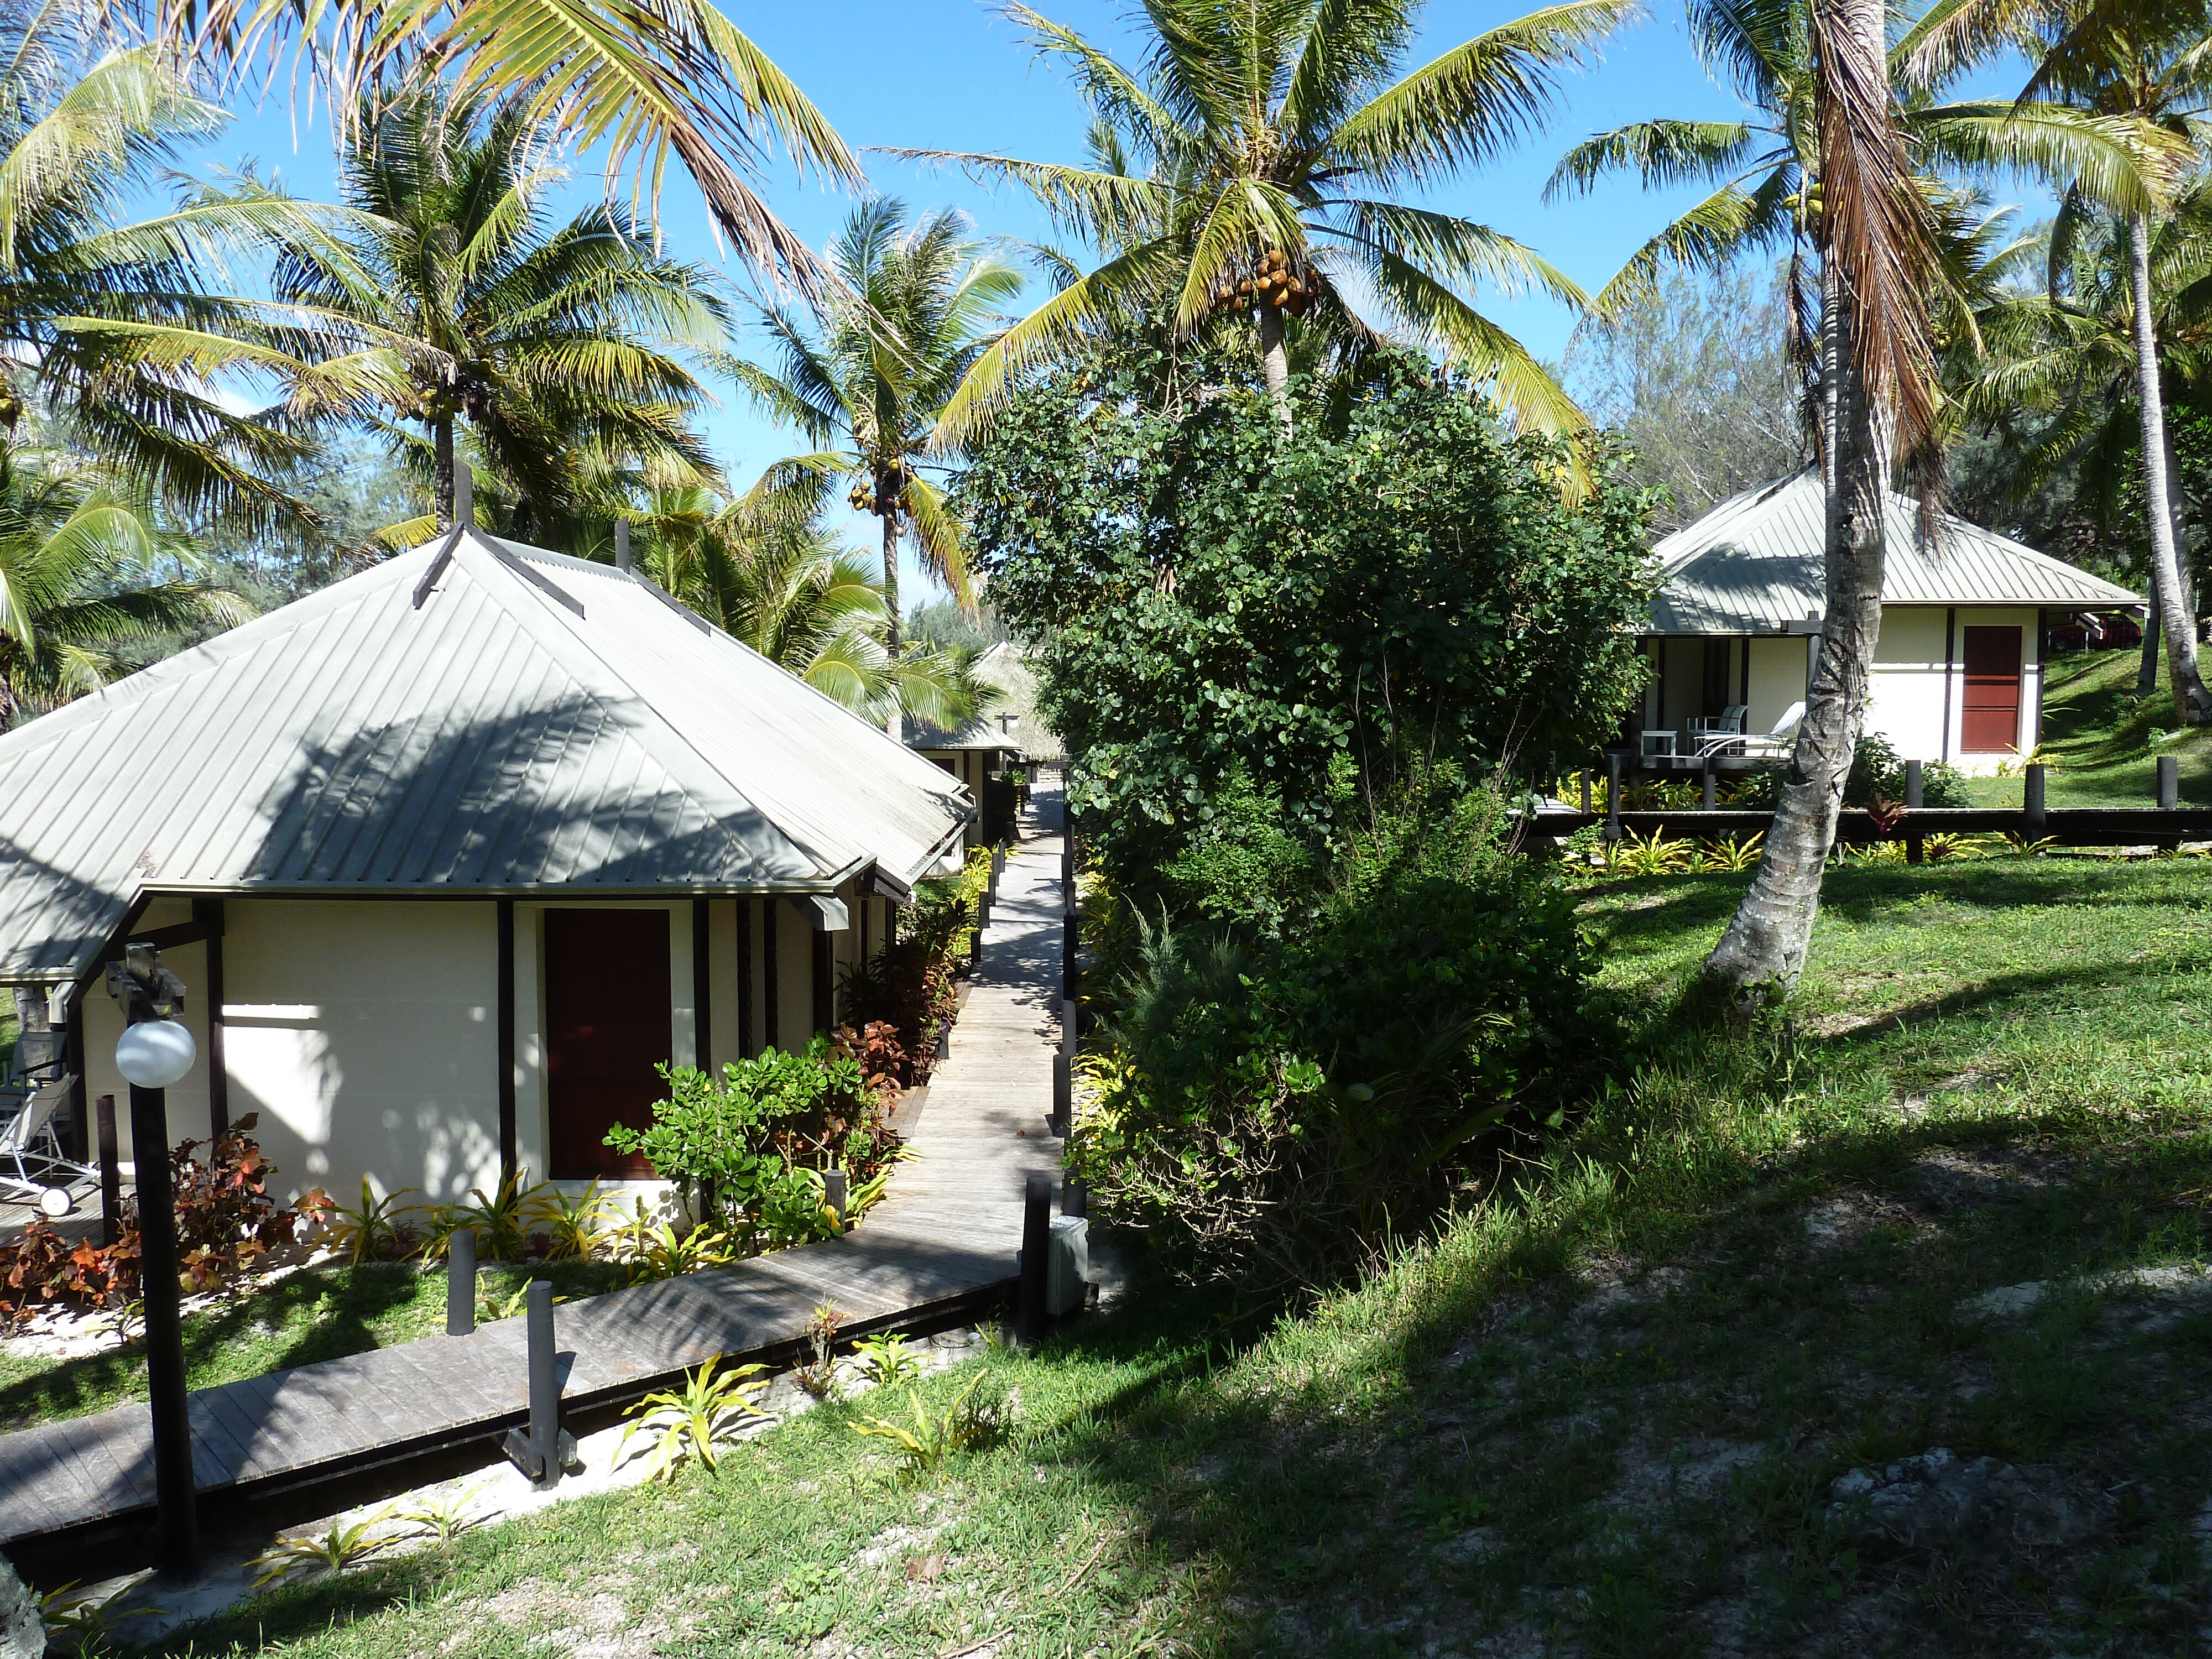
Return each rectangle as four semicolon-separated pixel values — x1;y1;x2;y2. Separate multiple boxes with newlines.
94;888;860;1203
1652;606;2043;774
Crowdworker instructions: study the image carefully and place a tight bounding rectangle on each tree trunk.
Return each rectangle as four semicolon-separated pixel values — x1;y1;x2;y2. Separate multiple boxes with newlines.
434;415;456;532
1704;268;1885;1010
2126;213;2211;723
2138;560;2162;694
881;507;902;738
1258;301;1291;430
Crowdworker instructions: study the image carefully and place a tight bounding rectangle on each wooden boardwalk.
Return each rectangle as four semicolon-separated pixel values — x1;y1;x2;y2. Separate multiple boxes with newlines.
0;800;1068;1553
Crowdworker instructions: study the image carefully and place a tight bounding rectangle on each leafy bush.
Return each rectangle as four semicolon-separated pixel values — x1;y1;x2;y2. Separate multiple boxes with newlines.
961;343;1657;897
1070;773;1603;1300
839;847;989;1082
604;1037;902;1249
1731;732;1971;810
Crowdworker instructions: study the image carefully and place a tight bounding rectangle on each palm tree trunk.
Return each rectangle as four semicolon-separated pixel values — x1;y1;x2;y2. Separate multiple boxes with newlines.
1704;268;1884;1010
2138;561;2162;694
881;508;902;737
1258;301;1291;430
2126;212;2210;723
434;415;456;532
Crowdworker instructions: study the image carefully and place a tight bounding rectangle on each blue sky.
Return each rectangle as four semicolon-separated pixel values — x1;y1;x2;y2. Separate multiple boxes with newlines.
204;1;2036;599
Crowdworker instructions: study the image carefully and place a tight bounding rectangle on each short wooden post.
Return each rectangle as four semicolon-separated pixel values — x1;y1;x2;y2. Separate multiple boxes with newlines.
1051;1053;1071;1138
1904;759;1924;865
2023;762;2047;832
96;1093;120;1248
1016;1171;1051;1346
2159;753;2179;811
1061;915;1077;999
1579;769;1592;814
823;1168;848;1232
1061;996;1079;1056
1061;1176;1086;1219
500;1280;571;1490
1605;753;1623;844
446;1228;476;1336
1700;757;1716;812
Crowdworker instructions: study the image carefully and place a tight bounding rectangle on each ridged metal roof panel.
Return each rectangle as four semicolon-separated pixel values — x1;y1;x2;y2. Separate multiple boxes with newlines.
0;530;970;982
904;642;1066;761
1651;471;2144;633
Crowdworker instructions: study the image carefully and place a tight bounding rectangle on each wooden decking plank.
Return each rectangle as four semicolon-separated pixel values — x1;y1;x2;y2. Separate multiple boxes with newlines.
198;1383;274;1477
79;1406;158;1509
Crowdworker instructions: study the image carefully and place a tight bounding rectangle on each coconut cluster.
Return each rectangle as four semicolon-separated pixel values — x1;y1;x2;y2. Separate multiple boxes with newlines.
849;458;912;516
1211;247;1323;318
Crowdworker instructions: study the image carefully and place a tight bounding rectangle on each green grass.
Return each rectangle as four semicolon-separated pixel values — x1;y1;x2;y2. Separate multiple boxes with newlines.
1965;646;2212;807
138;858;2212;1657
0;1259;622;1436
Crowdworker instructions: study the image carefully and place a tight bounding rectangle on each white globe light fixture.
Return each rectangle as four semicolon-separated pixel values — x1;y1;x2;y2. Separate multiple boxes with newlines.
115;1020;196;1090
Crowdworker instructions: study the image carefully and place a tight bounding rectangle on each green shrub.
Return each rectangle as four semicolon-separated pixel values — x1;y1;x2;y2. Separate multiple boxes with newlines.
605;1039;901;1249
1070;772;1602;1300
1732;732;1971;810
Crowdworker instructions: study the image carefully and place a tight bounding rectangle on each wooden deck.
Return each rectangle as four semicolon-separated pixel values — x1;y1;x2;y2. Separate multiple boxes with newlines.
0;801;1068;1554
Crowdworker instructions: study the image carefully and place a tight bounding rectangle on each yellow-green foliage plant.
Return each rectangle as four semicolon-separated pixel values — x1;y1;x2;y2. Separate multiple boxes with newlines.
849;1373;1004;1487
1698;833;1764;872
1609;828;1693;877
616;1357;771;1481
311;1178;420;1264
624;1222;734;1285
41;1580;164;1655
530;1180;614;1260
248;1510;400;1588
853;1331;924;1389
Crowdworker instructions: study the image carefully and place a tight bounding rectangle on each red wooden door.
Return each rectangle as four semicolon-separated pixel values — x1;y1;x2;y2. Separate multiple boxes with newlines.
544;909;671;1179
1961;625;2024;753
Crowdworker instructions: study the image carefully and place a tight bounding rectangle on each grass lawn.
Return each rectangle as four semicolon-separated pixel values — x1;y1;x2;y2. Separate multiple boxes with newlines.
1965;646;2212;808
0;1259;622;1436
140;856;2212;1657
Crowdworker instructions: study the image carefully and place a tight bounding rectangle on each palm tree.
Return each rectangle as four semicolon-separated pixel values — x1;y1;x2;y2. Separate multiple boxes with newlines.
612;460;992;731
739;200;1022;657
0;441;245;724
253;81;731;534
1550;0;2172;1005
0;5;317;532
135;0;860;298
896;0;1639;442
1901;0;2212;722
1953;186;2212;693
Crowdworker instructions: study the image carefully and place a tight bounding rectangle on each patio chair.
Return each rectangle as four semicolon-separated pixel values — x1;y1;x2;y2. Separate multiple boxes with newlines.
1;1073;95;1215
1693;701;1805;760
1688;704;1748;740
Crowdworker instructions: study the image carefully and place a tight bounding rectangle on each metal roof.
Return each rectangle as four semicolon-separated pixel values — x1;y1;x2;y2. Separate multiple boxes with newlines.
0;529;972;983
1650;470;2144;634
904;643;1065;761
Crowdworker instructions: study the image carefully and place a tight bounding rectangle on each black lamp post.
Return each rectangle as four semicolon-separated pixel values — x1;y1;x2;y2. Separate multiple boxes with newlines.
105;943;197;1574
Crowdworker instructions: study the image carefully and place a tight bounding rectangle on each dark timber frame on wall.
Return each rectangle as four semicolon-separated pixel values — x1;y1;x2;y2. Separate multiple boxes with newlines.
496;898;516;1181
692;898;711;1073
192;898;228;1136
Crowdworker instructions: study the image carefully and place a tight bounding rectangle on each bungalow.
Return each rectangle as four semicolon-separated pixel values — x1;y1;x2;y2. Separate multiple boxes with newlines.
0;527;971;1203
904;642;1064;848
1640;471;2143;773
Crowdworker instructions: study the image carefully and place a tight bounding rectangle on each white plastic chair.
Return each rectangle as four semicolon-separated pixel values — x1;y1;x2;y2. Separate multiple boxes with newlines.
1694;702;1804;760
1;1074;95;1215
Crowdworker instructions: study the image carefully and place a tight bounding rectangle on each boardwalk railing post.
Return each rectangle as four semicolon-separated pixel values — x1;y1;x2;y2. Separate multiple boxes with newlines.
2160;753;2179;811
1016;1171;1051;1345
504;1279;573;1489
1605;754;1623;844
2024;762;2047;834
1061;996;1079;1056
1061;915;1077;999
1905;760;1924;865
447;1228;476;1335
1700;757;1716;813
1052;1053;1071;1138
1062;1175;1086;1218
95;1093;119;1248
1579;769;1592;814
823;1168;848;1232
